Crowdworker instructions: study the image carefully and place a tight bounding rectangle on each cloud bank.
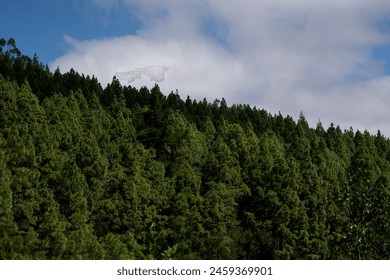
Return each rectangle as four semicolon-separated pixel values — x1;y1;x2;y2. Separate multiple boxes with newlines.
51;0;390;135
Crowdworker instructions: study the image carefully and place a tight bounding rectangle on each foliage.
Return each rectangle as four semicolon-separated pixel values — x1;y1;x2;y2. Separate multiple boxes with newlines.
1;38;390;259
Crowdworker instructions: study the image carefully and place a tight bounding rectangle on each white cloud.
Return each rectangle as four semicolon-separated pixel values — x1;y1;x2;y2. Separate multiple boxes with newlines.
51;0;390;135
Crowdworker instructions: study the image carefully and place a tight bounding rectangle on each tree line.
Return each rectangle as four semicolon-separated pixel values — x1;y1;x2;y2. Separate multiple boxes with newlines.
1;38;389;259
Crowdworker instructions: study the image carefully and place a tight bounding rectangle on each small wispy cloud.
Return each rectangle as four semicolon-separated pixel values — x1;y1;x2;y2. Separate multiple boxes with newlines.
115;65;170;83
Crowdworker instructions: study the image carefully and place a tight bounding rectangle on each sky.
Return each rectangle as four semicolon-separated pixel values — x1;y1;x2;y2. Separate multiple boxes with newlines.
3;0;390;136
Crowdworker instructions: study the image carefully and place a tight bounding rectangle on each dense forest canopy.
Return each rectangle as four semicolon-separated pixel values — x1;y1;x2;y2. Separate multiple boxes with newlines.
0;38;389;259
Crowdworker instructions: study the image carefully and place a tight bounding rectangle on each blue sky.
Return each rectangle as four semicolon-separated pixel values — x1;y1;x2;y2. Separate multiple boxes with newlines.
3;0;390;136
1;0;141;63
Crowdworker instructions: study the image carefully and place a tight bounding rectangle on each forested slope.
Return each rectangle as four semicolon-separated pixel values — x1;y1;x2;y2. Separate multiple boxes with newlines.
1;38;389;259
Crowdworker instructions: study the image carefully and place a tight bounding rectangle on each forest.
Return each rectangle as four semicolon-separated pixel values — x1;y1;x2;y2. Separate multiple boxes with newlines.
0;37;389;260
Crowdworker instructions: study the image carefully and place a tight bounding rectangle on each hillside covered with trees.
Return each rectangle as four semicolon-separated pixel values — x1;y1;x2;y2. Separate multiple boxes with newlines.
1;38;389;260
